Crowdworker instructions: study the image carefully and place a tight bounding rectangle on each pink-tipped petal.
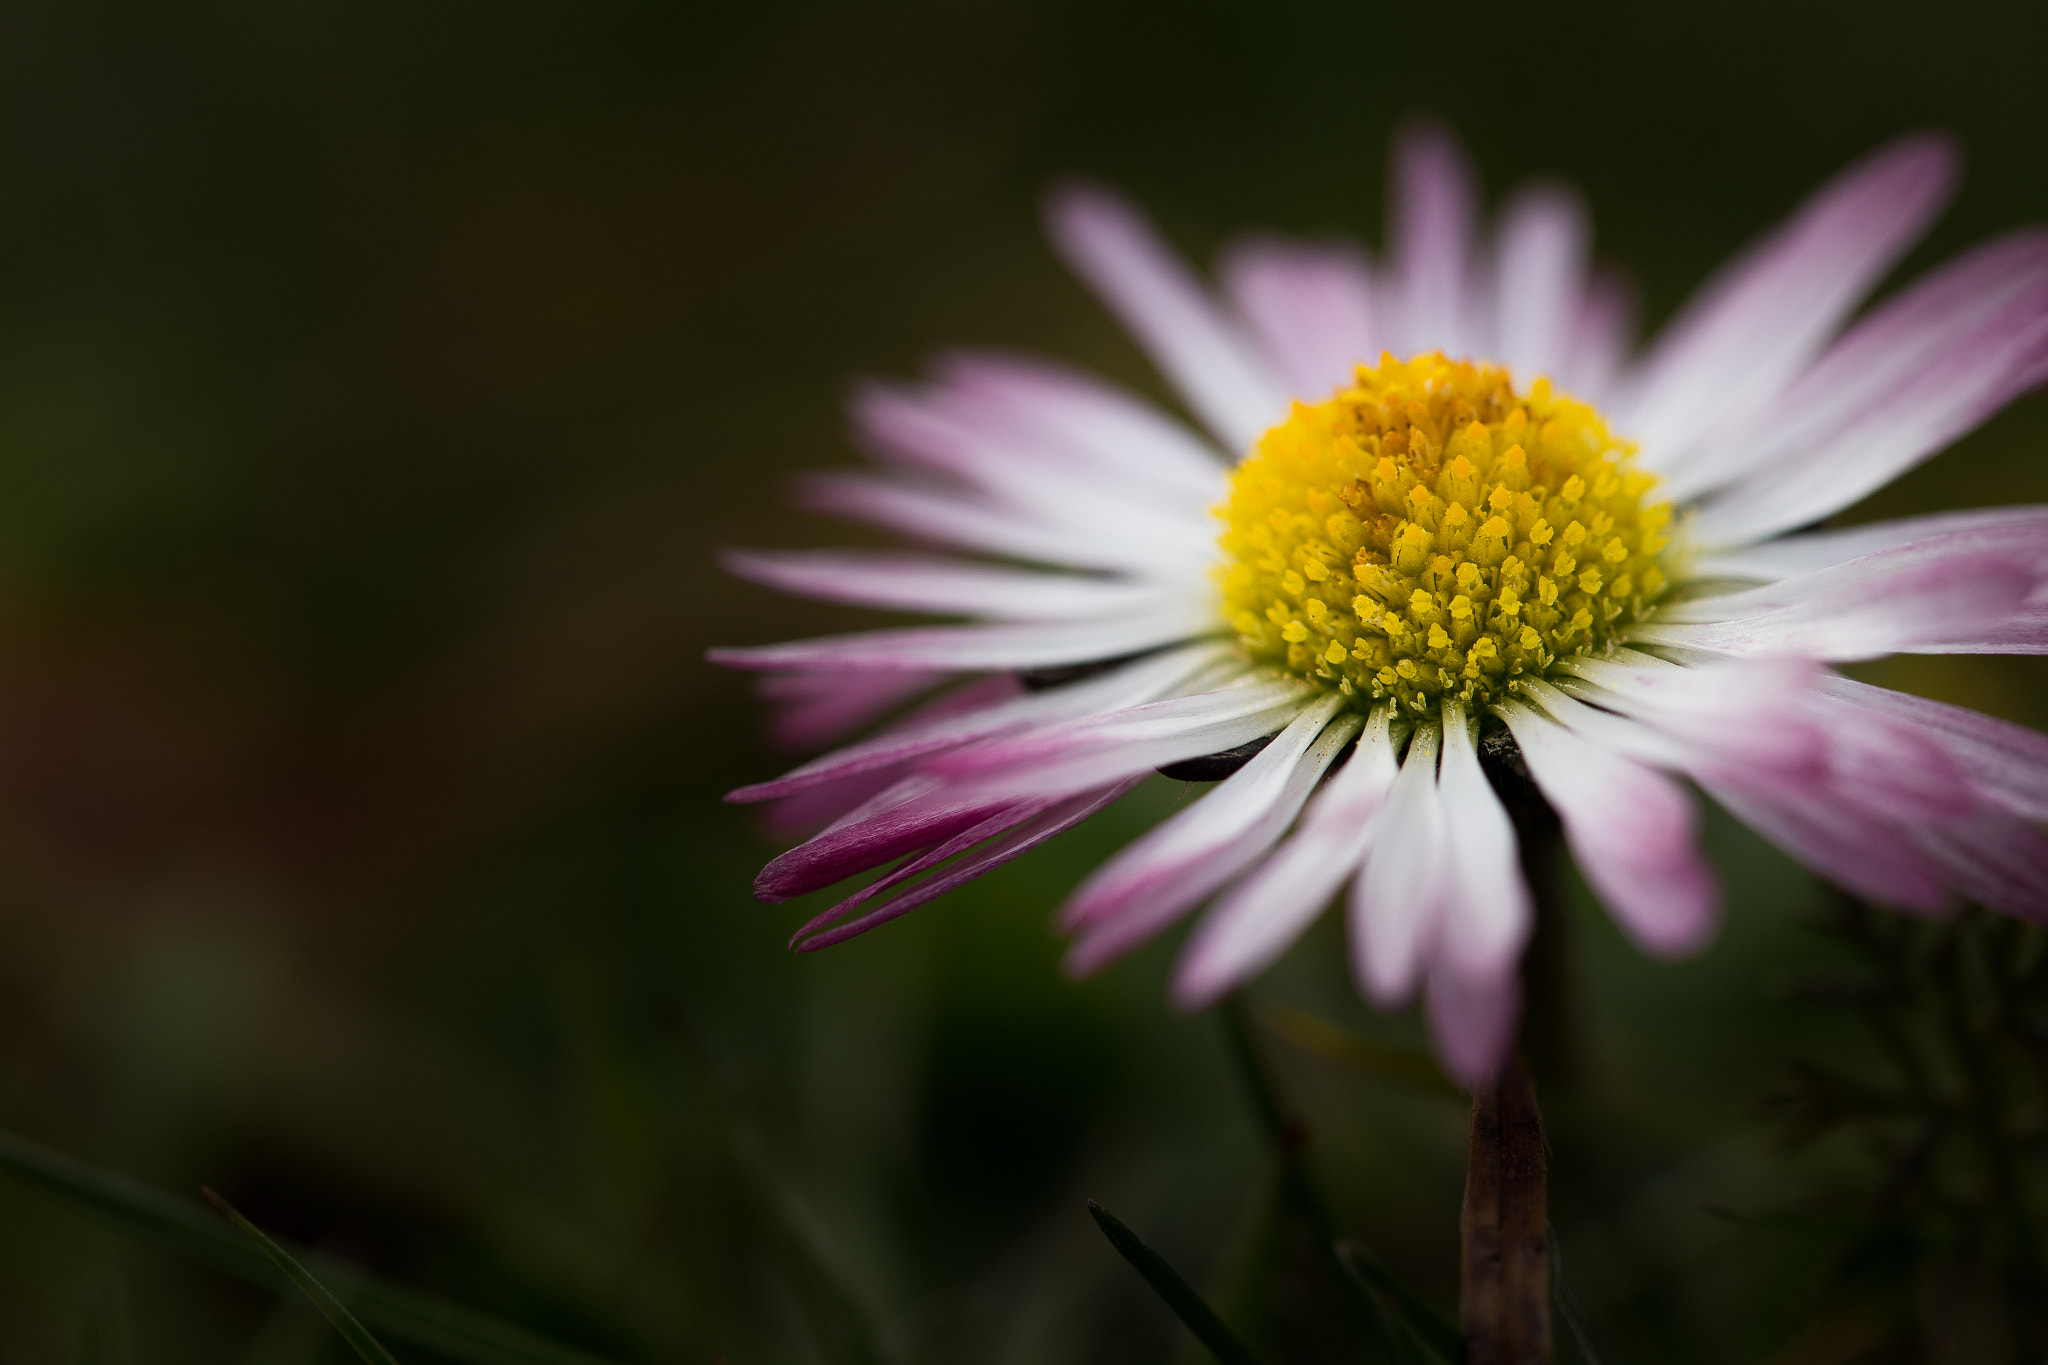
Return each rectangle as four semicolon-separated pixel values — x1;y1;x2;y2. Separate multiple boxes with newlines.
1498;700;1720;958
1387;123;1481;357
1045;183;1287;452
1061;700;1358;976
755;668;951;752
1351;722;1448;1007
1631;541;2037;661
722;549;1187;623
931;675;1312;800
1690;279;2048;546
1690;506;2048;583
1816;674;2048;821
1557;268;1634;405
1701;778;1953;914
1435;702;1534;980
1492;183;1591;385
1173;707;1402;1009
794;780;1144;951
932;351;1229;502
796;472;1179;574
753;776;1007;903
1217;237;1377;401
1910;807;2048;922
1665;232;2048;503
708;603;1219;674
729;648;1214;803
1802;689;1976;822
1424;960;1521;1090
1617;134;1958;472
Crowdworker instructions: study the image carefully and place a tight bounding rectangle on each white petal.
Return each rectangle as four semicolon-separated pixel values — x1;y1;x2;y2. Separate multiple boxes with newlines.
1615;135;1957;472
1045;183;1288;453
1556;268;1634;404
1815;674;2048;822
1662;232;2048;503
797;472;1196;574
931;674;1315;799
722;549;1191;622
1424;959;1521;1089
1492;183;1591;384
1688;506;2048;582
1062;699;1358;975
1688;279;2048;545
1218;237;1378;400
1631;538;2037;661
1173;706;1402;1008
1497;700;1720;958
729;645;1230;802
1386;124;1481;357
707;603;1221;673
1351;721;1448;1006
1434;700;1533;980
933;351;1230;503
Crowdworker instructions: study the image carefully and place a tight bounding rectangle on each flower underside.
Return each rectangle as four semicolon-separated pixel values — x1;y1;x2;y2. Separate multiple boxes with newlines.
1219;351;1672;714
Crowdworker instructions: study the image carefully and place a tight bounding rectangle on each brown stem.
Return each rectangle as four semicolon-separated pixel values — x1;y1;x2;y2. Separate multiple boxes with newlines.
1464;719;1564;1364
1460;1053;1549;1364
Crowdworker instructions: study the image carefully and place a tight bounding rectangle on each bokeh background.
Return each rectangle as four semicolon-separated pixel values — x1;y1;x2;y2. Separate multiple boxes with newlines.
0;0;2045;1361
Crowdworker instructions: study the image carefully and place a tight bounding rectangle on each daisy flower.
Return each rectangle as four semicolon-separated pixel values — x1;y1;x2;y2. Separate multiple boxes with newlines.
711;126;2048;1084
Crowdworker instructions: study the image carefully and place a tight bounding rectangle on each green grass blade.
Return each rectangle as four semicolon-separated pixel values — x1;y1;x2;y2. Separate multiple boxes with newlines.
0;1128;623;1365
1086;1200;1261;1365
202;1187;401;1365
1332;1240;1464;1363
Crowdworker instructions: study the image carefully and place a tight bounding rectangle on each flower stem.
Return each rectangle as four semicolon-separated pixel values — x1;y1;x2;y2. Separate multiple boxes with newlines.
1466;721;1565;1364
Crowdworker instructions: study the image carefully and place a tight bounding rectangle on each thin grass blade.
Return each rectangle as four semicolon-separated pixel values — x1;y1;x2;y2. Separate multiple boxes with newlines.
202;1187;401;1365
0;1128;621;1365
1085;1200;1261;1365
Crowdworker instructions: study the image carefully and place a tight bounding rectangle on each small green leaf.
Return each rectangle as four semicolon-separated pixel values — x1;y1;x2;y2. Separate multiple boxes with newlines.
1086;1200;1261;1365
202;1187;402;1365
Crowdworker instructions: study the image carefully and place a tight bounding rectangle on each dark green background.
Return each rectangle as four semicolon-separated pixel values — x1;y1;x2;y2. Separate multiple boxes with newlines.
0;0;2044;1360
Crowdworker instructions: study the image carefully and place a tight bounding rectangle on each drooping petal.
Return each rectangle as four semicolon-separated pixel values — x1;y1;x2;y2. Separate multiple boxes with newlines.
1045;183;1288;453
1617;134;1958;472
1386;123;1481;358
728;646;1228;803
1909;806;2048;922
1815;674;2048;821
1700;777;1953;914
1498;700;1720;958
1062;699;1358;975
1351;721;1448;1007
1434;701;1533;981
1800;687;1976;823
1173;707;1403;1009
1491;183;1592;385
931;675;1316;800
1218;237;1377;400
1662;232;2048;503
754;668;952;752
1424;958;1521;1089
794;779;1147;951
1629;539;2038;661
752;775;1007;903
1547;655;1827;786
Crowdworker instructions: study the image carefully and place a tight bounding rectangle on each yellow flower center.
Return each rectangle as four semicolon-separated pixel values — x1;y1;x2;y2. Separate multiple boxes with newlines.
1217;352;1671;714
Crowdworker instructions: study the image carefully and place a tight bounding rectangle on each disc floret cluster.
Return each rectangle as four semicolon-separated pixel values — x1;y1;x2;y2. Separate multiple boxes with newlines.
1218;352;1672;713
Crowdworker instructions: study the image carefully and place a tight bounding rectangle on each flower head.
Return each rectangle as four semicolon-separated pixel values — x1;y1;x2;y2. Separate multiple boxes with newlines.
712;125;2048;1084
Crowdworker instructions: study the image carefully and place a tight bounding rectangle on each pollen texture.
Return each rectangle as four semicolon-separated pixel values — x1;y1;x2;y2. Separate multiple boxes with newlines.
1217;352;1671;714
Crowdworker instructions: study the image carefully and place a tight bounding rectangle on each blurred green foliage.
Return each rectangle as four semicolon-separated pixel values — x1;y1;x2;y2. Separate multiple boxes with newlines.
0;0;2043;1360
